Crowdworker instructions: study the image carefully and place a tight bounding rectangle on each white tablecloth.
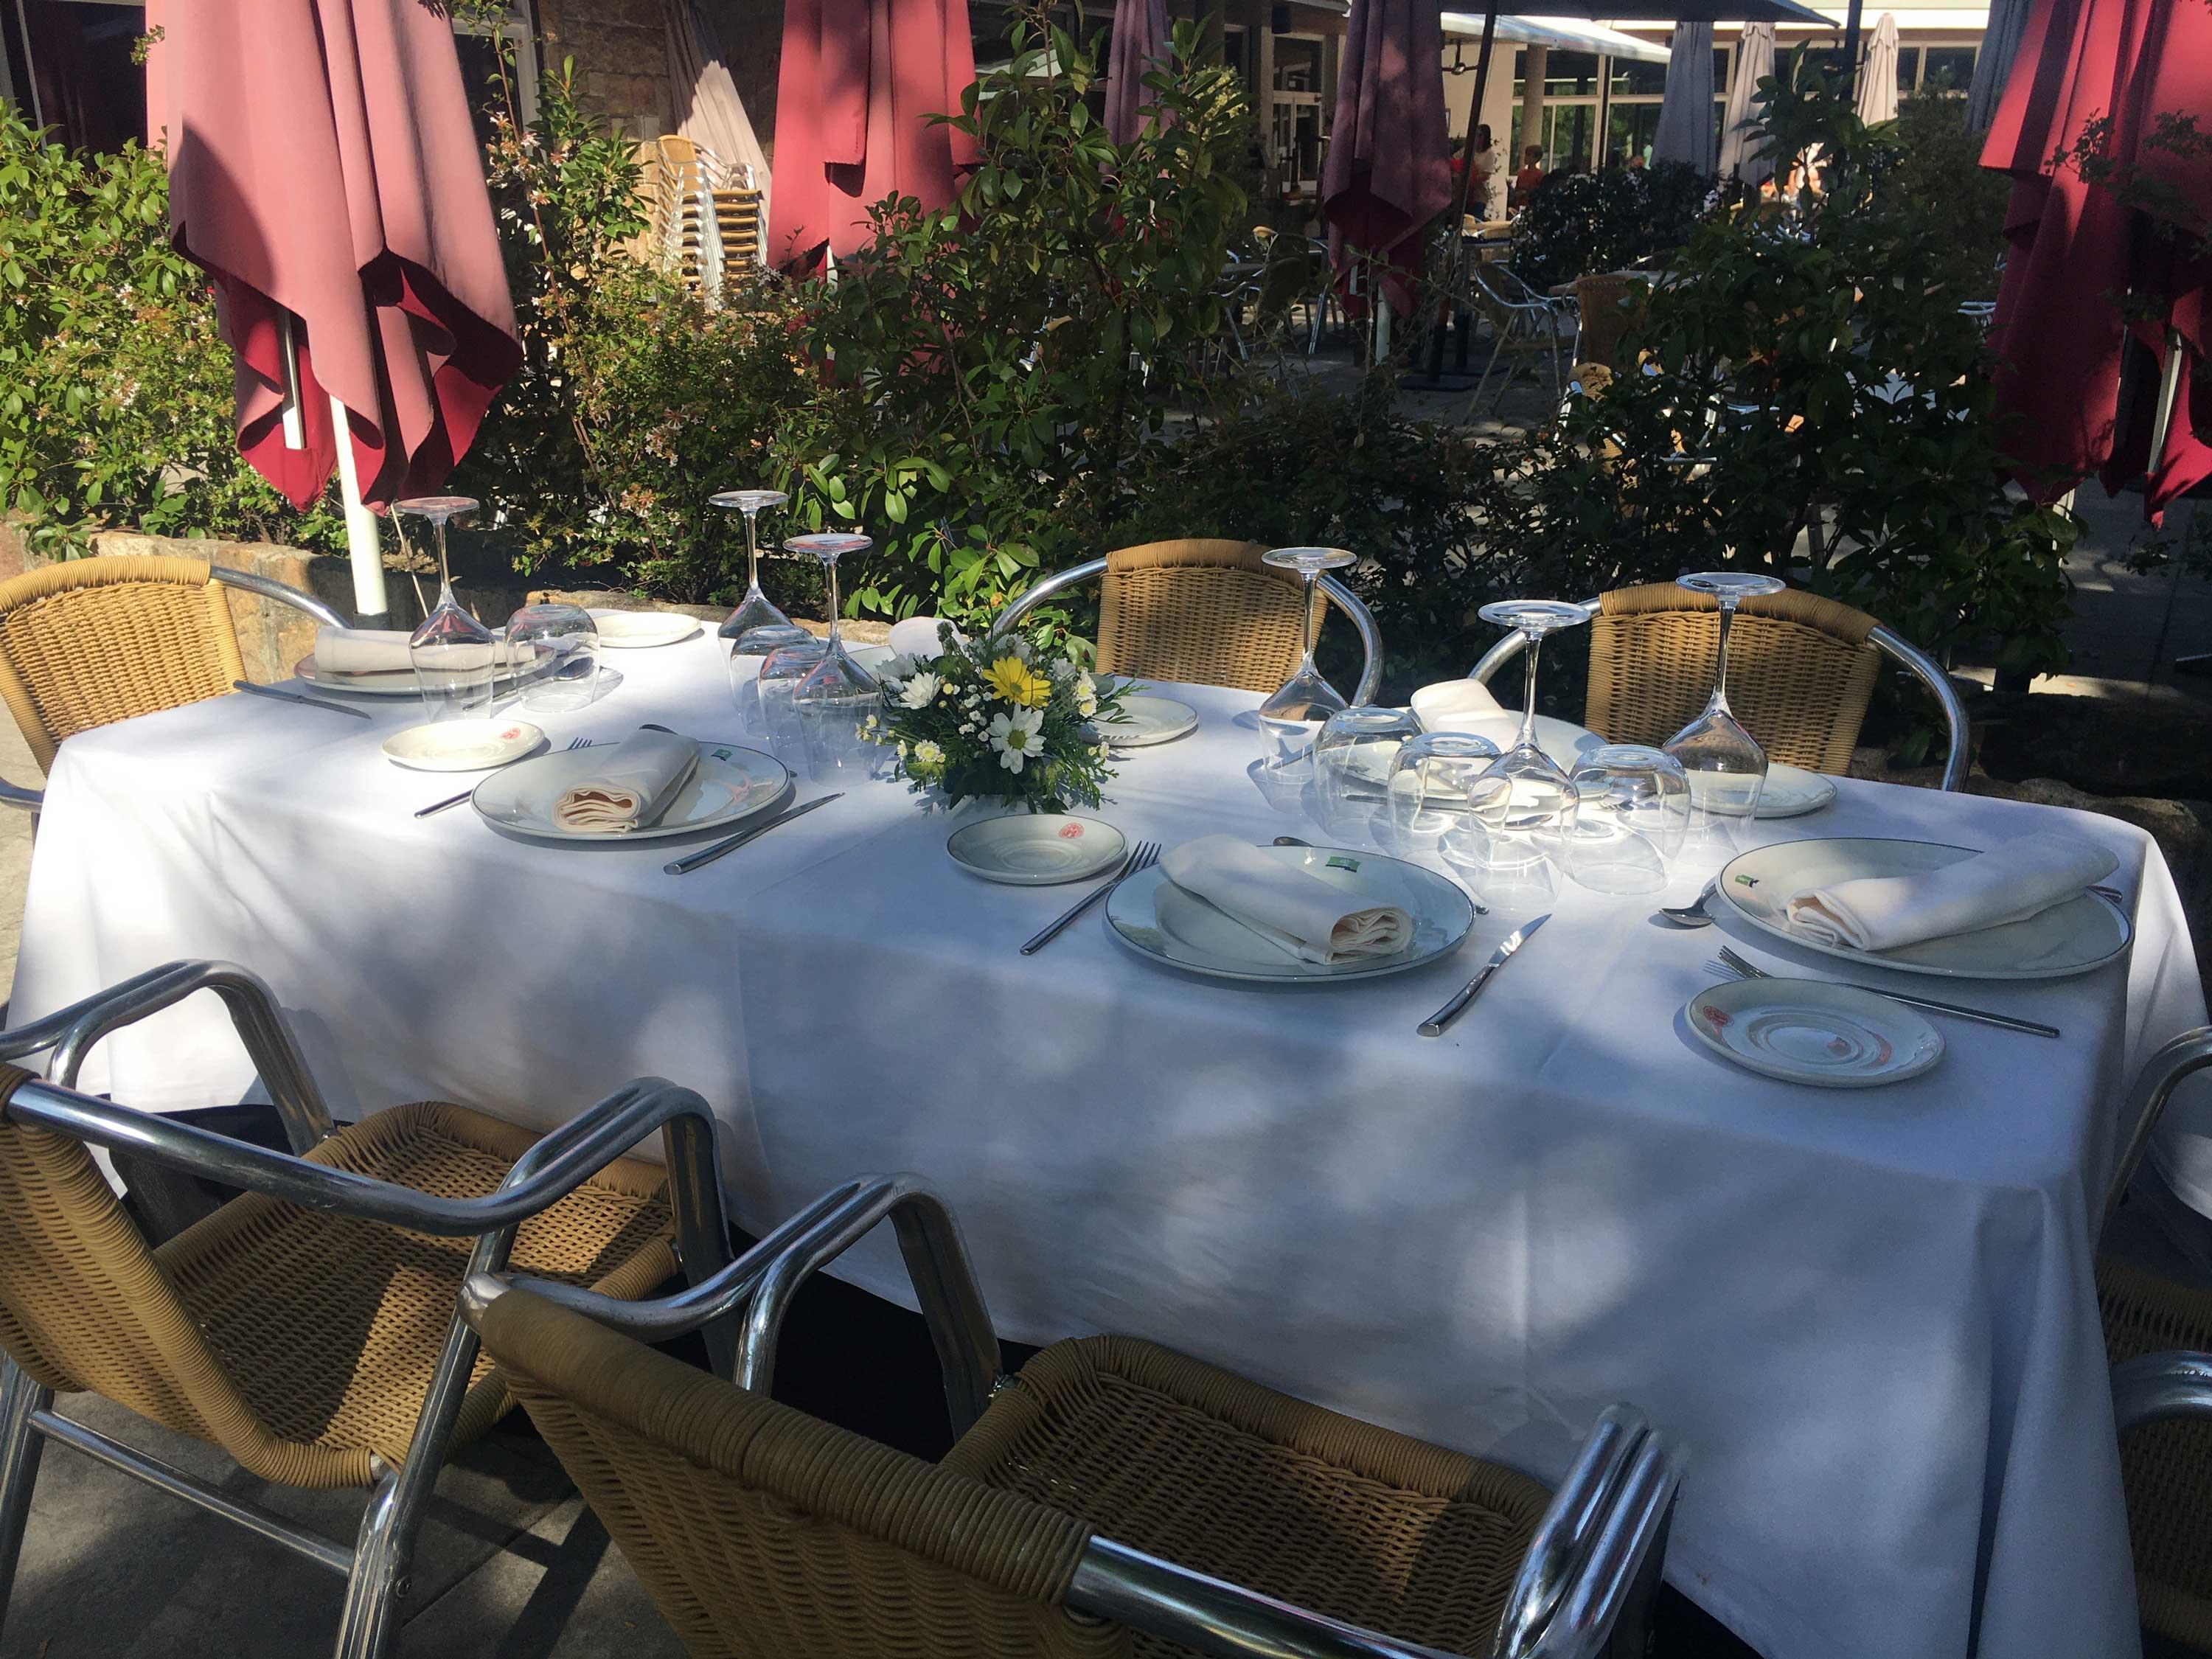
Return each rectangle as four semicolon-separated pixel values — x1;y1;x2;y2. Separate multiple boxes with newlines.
13;636;2208;1659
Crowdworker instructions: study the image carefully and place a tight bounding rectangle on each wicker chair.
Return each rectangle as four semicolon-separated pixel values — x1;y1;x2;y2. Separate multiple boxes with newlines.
463;1175;1683;1659
1468;582;1972;790
0;554;345;810
2091;1029;2212;1652
1570;274;1645;372
988;540;1385;705
0;961;740;1659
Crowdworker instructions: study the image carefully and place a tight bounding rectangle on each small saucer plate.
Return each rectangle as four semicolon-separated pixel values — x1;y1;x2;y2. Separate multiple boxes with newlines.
946;815;1127;885
381;719;545;773
1686;976;1944;1088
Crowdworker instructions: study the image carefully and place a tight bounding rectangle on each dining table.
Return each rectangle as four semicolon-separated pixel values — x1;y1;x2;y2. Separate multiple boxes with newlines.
10;629;2210;1659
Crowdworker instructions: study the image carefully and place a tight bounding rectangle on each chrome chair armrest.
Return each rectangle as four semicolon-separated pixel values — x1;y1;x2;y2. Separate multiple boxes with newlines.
210;566;348;630
0;776;39;812
2104;1026;2212;1229
0;964;185;1064
2115;1349;2212;1433
38;960;333;1152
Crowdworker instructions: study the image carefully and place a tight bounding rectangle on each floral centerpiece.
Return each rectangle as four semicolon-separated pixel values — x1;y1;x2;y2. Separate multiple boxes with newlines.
866;628;1130;812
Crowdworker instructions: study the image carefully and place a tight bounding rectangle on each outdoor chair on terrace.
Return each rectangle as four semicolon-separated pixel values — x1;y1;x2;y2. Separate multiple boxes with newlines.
464;1172;1683;1659
1572;273;1645;371
990;538;1385;705
0;554;346;811
1468;582;1972;790
0;961;738;1659
1467;263;1578;417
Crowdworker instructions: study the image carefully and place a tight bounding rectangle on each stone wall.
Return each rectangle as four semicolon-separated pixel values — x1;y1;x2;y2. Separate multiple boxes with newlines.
84;534;336;686
540;0;677;135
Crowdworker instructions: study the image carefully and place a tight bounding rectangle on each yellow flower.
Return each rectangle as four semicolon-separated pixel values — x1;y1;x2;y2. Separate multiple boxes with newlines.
981;655;1053;708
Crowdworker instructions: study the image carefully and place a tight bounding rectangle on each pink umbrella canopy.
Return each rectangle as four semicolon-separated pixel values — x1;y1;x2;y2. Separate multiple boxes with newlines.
1321;0;1453;313
145;0;521;512
768;0;981;270
1105;0;1172;146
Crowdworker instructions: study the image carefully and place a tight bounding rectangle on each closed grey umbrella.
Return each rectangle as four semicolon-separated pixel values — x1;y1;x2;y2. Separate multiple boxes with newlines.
1855;12;1899;125
1967;0;2034;132
1650;21;1716;172
1717;20;1775;184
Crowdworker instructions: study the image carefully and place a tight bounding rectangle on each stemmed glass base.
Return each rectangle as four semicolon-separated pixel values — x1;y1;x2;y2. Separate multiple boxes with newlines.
1256;548;1356;757
710;490;799;647
1663;571;1787;828
397;496;495;720
785;533;879;759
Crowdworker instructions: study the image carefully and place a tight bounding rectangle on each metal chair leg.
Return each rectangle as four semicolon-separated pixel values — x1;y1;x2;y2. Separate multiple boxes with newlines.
332;1459;404;1659
0;1356;52;1638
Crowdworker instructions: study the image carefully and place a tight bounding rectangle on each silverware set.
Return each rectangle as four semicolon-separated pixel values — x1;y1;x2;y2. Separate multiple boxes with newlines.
1021;841;1161;956
1704;943;2061;1039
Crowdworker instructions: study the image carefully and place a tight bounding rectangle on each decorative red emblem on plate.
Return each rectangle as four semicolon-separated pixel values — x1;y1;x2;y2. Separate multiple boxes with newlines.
1700;1006;1731;1028
1058;822;1084;839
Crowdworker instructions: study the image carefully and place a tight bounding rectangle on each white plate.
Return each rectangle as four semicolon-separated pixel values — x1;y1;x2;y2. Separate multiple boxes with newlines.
1417;709;1607;775
1106;843;1476;983
1754;763;1838;819
381;719;544;772
471;739;789;843
587;610;703;648
946;815;1125;885
293;653;431;698
1103;695;1200;748
1716;837;2132;981
1686;976;1944;1088
849;643;898;675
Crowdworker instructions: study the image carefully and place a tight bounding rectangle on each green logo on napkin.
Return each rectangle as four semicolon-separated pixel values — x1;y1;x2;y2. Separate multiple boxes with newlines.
710;747;734;761
1326;855;1361;872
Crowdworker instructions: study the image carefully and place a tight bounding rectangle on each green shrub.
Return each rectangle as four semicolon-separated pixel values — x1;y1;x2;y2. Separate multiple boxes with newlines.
1512;161;1711;291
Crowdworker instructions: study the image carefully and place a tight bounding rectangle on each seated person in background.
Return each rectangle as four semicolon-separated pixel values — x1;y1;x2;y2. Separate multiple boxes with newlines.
1511;146;1546;208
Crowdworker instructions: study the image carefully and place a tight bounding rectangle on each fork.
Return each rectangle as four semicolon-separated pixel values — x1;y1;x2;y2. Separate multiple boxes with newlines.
1706;945;2060;1039
414;737;598;818
1020;841;1161;956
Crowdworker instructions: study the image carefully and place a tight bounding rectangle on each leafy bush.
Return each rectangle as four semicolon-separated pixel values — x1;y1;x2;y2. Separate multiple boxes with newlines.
0;102;331;557
1512;161;1711;291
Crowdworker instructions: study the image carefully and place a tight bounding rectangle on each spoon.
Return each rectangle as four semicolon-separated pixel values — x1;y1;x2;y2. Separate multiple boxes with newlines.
1277;835;1489;916
1658;882;1718;928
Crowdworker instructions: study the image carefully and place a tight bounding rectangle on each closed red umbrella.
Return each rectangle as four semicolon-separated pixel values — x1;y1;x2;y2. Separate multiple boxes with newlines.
1321;0;1453;319
1982;0;2212;518
767;0;980;270
1105;0;1172;146
145;0;521;516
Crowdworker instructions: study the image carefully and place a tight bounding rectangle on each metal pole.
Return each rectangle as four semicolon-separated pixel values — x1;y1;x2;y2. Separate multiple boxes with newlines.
1841;0;1864;106
330;397;389;623
1412;5;1497;386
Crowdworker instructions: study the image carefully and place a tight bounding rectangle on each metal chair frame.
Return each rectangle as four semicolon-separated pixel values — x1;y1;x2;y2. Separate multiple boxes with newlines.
989;557;1386;707
1464;595;1973;792
0;566;347;814
0;962;739;1659
1467;265;1578;418
466;1172;1685;1659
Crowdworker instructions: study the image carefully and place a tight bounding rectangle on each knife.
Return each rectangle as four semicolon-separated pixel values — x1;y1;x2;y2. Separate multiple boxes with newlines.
1419;913;1551;1037
664;793;841;874
232;680;372;720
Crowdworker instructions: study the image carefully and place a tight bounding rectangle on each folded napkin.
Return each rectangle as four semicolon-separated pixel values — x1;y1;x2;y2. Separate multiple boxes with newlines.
314;626;417;676
887;616;964;659
1409;678;1505;731
1161;835;1412;964
1785;832;2119;953
552;731;700;833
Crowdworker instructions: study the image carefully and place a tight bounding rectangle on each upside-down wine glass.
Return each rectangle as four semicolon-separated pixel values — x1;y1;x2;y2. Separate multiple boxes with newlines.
1256;547;1357;753
710;489;810;653
1467;599;1590;840
1662;571;1787;824
397;495;497;720
787;532;879;728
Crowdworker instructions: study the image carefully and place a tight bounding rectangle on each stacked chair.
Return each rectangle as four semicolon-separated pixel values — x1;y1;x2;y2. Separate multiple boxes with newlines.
644;136;764;304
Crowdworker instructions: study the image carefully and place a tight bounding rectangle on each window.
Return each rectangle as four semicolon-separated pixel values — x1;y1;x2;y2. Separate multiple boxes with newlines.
1613;60;1666;97
1894;45;1920;92
451;4;539;137
1920;46;1977;91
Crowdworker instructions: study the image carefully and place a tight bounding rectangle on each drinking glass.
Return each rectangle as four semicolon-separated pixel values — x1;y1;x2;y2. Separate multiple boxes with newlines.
1562;743;1691;896
504;602;602;713
397;495;497;720
1468;599;1590;840
1256;547;1356;754
1315;706;1420;818
754;636;829;757
1385;731;1503;852
1662;571;1787;825
710;490;806;647
1439;821;1564;913
787;532;880;729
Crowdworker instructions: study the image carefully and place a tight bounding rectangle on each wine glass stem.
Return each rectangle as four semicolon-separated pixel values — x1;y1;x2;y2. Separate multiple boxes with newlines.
1298;569;1318;671
1518;630;1541;751
1713;599;1735;710
433;517;456;609
823;557;841;649
743;512;760;593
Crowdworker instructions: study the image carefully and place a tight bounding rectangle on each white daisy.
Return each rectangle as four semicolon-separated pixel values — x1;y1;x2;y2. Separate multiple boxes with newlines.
988;709;1045;773
899;671;942;710
1073;671;1098;717
913;740;945;767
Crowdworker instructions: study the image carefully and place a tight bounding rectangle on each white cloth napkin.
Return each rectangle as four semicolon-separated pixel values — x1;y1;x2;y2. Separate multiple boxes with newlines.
1785;832;2119;953
1409;678;1505;731
552;731;700;833
313;626;416;676
1161;835;1412;964
887;616;964;659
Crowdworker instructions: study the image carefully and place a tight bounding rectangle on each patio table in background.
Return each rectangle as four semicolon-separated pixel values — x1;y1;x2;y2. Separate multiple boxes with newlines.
10;632;2204;1659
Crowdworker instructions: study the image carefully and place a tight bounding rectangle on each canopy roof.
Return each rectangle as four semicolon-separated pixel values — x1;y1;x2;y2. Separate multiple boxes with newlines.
1444;12;1674;60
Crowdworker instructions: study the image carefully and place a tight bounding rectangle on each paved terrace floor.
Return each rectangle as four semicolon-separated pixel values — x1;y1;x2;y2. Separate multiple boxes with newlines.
1;368;2209;1658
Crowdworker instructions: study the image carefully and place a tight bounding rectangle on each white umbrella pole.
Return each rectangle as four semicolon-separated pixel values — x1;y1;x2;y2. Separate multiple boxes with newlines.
330;395;387;622
1376;291;1394;363
2149;325;2187;475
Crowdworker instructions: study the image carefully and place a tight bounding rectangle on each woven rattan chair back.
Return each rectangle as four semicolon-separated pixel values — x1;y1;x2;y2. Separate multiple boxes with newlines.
1095;540;1324;695
0;555;247;771
478;1286;1125;1659
1572;274;1642;370
2100;1256;2212;1650
1585;582;1883;774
